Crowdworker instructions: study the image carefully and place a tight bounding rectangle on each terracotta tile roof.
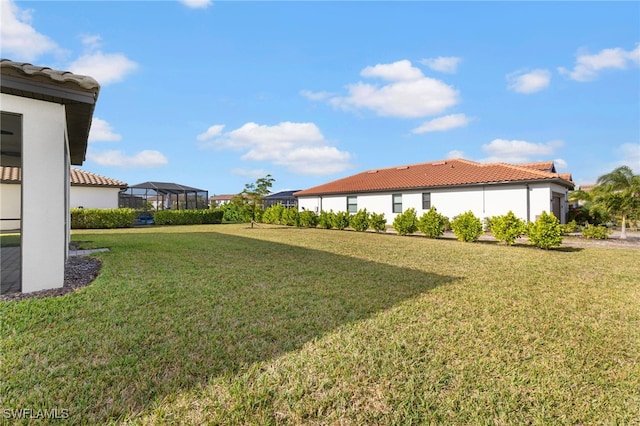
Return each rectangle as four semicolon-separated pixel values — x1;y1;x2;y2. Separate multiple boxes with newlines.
518;161;556;173
1;166;126;188
209;194;236;201
70;168;127;187
295;159;574;197
0;166;20;183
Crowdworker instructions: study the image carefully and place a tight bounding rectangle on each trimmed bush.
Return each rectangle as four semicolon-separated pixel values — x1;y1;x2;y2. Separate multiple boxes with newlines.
450;211;483;242
318;210;335;229
154;209;223;225
71;208;136;229
298;210;318;228
350;209;370;232
332;211;351;230
417;207;448;238
562;220;579;234
581;224;612;239
490;211;526;245
527;211;563;249
262;204;284;224
393;208;418;236
369;212;387;233
281;208;300;227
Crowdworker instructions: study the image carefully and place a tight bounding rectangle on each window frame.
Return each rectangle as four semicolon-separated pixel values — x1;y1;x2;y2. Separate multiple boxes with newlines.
392;193;403;213
347;196;358;213
422;192;431;210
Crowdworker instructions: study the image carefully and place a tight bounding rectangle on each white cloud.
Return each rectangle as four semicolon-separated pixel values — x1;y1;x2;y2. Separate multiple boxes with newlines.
360;59;424;81
559;43;640;82
480;139;564;164
180;0;212;8
230;168;271;179
419;56;462;74
412;113;472;134
87;149;168;168
198;121;353;176
507;69;551;94
311;60;459;119
68;51;138;85
196;125;225;142
299;90;333;101
80;34;103;51
554;158;569;170
615;143;640;172
446;150;465;159
0;0;61;61
89;118;122;142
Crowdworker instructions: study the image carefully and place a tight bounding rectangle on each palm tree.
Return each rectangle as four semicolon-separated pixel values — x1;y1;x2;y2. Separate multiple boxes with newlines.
593;166;640;239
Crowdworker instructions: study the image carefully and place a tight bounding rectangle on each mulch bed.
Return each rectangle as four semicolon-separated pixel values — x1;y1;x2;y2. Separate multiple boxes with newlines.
0;256;102;302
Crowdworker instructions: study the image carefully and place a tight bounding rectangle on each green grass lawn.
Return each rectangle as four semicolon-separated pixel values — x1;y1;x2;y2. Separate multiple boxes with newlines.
1;224;638;424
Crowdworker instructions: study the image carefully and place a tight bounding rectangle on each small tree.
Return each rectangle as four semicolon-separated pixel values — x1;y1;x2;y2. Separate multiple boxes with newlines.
527;211;563;249
242;174;275;223
490;211;526;245
350;209;370;232
450;211;483;242
393;208;418;236
369;212;387;233
417;207;448;238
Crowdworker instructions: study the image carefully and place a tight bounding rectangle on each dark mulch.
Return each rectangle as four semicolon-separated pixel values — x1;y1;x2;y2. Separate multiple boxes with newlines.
0;256;102;302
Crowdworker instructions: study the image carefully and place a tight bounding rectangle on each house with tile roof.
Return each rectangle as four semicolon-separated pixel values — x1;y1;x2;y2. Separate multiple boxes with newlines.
1;59;100;294
1;167;127;232
295;158;574;224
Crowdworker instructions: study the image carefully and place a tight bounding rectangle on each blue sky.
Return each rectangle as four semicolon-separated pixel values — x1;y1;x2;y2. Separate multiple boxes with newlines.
2;1;639;194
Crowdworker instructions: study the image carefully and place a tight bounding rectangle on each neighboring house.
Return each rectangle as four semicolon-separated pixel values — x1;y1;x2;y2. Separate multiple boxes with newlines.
70;168;127;208
1;166;126;224
295;158;574;224
264;190;301;209
1;59;100;294
209;194;236;207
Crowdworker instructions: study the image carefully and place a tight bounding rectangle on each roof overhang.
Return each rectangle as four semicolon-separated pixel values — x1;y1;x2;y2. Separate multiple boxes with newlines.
295;178;575;198
1;60;100;166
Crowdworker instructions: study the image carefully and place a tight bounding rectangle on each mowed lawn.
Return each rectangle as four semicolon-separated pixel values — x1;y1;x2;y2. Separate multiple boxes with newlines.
1;224;639;424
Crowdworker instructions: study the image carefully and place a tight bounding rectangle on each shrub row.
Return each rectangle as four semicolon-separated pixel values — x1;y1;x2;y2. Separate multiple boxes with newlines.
71;208;136;229
262;204;567;249
261;206;388;233
154;209;223;225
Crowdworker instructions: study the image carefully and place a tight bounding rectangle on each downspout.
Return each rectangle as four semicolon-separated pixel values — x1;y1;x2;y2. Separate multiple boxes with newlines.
526;184;530;222
482;185;485;215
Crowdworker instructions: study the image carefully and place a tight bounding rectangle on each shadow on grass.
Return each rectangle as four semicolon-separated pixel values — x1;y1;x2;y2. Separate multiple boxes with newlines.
1;231;457;423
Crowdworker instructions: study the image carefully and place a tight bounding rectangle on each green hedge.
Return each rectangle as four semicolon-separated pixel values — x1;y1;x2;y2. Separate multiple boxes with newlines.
153;209;223;225
71;208;136;229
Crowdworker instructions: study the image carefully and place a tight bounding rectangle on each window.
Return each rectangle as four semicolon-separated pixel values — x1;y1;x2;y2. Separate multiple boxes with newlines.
422;192;431;210
392;194;402;213
347;196;357;213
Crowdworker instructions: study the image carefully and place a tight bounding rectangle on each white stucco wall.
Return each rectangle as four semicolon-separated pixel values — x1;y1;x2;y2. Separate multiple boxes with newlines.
2;94;67;293
297;182;570;224
0;183;21;231
70;186;121;209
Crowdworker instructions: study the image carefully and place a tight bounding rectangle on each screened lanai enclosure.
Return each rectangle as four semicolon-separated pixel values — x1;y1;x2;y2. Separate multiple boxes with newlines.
120;182;209;212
